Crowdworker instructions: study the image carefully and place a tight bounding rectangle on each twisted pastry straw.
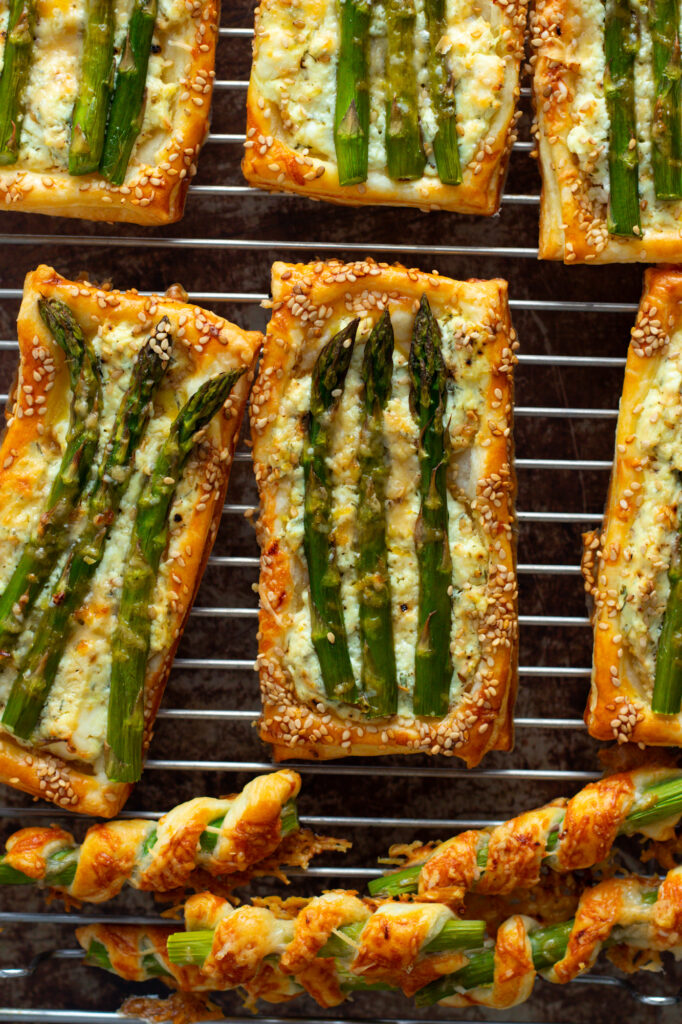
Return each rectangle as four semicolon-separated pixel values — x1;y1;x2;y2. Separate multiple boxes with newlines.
370;763;682;901
0;771;333;902
77;868;682;1010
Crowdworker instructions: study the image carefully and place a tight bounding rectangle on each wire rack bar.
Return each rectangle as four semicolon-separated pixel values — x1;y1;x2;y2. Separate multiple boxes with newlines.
140;760;600;781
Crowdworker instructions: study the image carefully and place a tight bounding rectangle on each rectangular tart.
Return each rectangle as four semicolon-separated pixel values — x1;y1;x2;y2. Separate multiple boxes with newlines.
242;0;526;216
583;268;682;745
0;0;218;224
0;265;261;816
252;259;518;766
533;0;682;262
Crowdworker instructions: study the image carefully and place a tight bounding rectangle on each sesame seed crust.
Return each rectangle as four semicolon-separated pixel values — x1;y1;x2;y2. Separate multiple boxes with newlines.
583;268;682;747
243;0;528;217
0;0;217;225
0;265;262;817
253;259;518;767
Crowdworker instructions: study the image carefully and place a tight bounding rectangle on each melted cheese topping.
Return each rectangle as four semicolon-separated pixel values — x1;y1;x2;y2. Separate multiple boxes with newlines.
617;328;682;697
275;303;493;717
253;0;507;174
0;321;225;769
0;0;191;175
565;0;682;232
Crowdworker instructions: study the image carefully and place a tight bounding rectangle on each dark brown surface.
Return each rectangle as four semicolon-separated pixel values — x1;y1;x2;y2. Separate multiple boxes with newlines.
0;2;679;1022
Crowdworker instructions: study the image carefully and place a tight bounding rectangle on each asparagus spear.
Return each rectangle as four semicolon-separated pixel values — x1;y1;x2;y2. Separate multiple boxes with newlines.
100;0;158;185
334;0;371;186
357;311;398;717
409;296;452;717
68;0;115;175
106;368;245;782
385;0;426;181
604;0;642;235
0;0;37;165
0;796;300;893
1;318;172;740
425;0;462;185
369;768;682;897
303;319;359;704
0;299;101;658
650;0;682;199
166;916;486;968
652;534;682;712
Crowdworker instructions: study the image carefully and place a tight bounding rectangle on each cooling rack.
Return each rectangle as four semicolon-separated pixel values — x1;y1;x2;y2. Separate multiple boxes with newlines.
0;3;681;1023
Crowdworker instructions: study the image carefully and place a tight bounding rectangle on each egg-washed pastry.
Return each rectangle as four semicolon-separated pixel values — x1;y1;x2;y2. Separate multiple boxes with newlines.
370;761;682;900
0;770;349;900
0;265;260;817
78;870;682;1010
582;268;682;744
242;0;526;215
533;0;682;262
0;0;217;224
252;259;518;766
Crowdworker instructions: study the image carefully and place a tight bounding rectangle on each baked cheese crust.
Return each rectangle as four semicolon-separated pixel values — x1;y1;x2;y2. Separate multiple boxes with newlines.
0;265;261;816
0;0;218;224
583;268;682;745
252;259;518;766
243;0;526;216
533;0;682;262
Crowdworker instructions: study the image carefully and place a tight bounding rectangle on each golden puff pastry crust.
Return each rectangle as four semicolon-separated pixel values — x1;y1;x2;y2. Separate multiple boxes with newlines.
532;0;682;263
252;259;518;766
0;0;218;224
243;0;526;216
583;268;682;745
0;265;261;816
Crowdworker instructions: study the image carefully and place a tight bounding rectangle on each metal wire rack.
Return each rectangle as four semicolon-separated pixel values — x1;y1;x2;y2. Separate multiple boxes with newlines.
0;4;680;1024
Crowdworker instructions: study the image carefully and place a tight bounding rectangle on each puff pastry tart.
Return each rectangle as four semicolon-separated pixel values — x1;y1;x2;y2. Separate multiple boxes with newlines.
77;870;682;1010
0;265;260;816
583;268;682;745
242;0;526;215
533;0;682;262
0;0;217;224
252;259;518;765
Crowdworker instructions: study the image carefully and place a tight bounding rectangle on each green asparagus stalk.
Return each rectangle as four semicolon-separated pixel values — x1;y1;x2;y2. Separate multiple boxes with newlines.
385;0;426;181
425;0;462;185
106;368;245;782
334;0;371;186
652;537;682;712
409;296;452;718
303;320;359;704
369;769;682;898
357;311;398;717
650;0;682;199
0;798;300;891
1;318;173;740
100;0;158;185
604;0;642;235
0;300;101;658
166;917;487;968
68;0;115;175
0;0;37;164
416;891;662;1005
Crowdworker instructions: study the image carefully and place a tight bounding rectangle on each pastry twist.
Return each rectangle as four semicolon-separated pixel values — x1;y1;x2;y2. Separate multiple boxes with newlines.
1;770;303;902
375;764;682;902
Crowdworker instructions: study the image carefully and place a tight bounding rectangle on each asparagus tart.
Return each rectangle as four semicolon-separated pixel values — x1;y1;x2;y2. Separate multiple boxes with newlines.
0;0;217;224
242;0;527;215
252;260;518;766
0;265;260;816
583;268;682;744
